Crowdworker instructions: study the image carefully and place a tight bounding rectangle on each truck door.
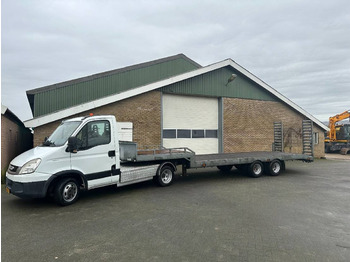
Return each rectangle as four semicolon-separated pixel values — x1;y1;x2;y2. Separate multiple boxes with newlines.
70;119;119;189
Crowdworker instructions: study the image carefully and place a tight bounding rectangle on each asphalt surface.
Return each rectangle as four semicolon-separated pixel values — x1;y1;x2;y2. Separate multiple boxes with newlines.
2;159;350;262
325;153;350;161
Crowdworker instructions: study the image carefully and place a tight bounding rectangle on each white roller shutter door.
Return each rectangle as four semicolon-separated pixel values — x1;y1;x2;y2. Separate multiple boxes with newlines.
162;94;218;154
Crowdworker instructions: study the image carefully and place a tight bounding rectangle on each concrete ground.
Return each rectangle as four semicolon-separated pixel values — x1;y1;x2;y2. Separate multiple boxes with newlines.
2;159;350;262
325;153;350;161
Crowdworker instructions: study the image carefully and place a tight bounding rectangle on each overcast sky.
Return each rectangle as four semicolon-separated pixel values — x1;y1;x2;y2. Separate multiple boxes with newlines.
2;0;350;123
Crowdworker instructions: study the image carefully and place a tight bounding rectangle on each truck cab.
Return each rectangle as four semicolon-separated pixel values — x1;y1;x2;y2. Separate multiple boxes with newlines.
6;115;122;205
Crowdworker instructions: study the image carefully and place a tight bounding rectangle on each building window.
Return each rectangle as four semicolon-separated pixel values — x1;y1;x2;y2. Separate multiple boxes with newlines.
313;132;319;145
192;130;204;138
177;129;191;138
163;129;176;138
163;129;219;139
205;130;218;138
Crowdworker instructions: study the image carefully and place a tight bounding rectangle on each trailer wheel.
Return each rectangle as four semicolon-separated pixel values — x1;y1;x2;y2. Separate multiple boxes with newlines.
155;166;174;187
267;160;282;176
217;165;233;172
248;161;264;178
54;178;80;206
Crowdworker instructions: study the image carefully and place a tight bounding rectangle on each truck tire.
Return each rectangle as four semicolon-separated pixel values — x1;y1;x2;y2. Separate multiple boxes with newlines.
217;165;233;172
267;160;282;176
248;161;264;178
54;178;80;206
155;166;174;187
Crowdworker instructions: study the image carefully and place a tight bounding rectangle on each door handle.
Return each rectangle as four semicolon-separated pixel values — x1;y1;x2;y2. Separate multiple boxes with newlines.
108;150;116;157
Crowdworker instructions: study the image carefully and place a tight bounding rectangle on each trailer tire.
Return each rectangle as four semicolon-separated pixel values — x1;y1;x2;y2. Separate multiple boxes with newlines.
217;165;233;172
248;161;264;178
54;178;80;206
155;165;174;187
267;160;282;176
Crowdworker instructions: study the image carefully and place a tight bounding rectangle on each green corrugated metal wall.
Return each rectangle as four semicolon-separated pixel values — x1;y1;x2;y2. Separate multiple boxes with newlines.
33;57;199;117
162;66;277;101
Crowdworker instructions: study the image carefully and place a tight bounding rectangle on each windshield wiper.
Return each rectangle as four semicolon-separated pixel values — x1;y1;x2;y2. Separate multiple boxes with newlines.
42;139;56;147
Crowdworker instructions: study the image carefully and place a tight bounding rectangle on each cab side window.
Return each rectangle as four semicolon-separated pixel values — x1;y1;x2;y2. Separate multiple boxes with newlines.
76;120;111;150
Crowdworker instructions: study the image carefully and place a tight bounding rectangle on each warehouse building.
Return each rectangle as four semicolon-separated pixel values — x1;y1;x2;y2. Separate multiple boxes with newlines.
24;54;328;158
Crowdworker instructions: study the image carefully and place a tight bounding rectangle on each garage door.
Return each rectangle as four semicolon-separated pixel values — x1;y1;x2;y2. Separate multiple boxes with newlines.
162;94;219;154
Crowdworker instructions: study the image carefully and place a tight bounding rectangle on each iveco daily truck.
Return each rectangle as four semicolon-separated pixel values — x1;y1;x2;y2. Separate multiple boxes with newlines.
6;115;313;206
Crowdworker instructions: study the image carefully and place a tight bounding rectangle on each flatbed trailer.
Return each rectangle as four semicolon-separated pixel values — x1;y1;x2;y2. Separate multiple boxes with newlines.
119;141;313;177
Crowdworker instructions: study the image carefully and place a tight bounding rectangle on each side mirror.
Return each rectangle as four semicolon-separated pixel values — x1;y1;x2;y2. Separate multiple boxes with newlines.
67;137;78;153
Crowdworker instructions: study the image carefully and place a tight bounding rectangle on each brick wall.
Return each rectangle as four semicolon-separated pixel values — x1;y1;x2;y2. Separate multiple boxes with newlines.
33;92;325;158
2;116;18;169
33;91;162;148
1;115;33;170
223;98;325;158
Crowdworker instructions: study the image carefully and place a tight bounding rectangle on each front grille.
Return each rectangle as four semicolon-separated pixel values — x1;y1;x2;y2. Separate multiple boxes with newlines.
7;164;19;174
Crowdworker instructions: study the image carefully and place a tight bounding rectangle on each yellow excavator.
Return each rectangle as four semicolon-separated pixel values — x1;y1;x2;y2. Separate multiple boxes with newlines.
325;110;350;154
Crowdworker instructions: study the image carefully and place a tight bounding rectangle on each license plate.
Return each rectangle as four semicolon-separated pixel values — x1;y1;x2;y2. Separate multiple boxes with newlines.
5;187;10;194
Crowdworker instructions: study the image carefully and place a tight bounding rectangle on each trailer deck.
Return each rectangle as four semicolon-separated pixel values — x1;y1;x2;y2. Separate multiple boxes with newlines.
192;151;313;168
119;141;313;168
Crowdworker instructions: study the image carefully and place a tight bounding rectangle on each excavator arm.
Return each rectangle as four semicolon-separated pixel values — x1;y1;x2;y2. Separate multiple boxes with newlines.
328;110;350;141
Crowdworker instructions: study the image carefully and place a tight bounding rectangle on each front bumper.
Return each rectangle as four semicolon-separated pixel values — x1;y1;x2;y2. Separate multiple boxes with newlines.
6;178;47;199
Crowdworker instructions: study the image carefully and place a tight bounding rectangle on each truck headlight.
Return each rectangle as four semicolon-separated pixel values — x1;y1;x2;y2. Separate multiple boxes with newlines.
19;159;42;174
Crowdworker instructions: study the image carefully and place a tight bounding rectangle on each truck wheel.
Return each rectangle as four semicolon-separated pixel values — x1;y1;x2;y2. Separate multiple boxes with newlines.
217;165;233;172
54;178;80;206
248;161;264;178
156;166;174;187
267;160;282;176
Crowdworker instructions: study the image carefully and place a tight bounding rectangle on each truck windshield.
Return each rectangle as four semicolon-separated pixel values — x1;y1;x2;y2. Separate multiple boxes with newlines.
42;121;81;147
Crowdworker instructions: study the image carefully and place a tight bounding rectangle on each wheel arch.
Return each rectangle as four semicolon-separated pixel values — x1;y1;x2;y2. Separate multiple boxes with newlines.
45;170;87;197
156;162;177;176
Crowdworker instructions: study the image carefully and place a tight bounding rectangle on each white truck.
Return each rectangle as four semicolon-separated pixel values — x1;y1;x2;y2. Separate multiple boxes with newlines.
6;115;313;206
